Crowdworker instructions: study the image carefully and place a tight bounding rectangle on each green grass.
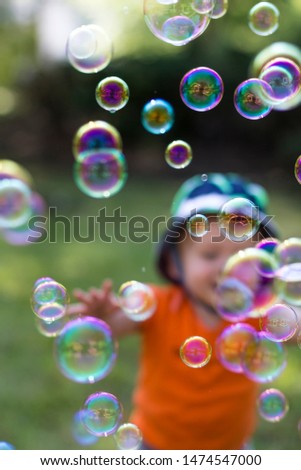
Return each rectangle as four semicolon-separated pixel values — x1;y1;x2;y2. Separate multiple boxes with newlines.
0;168;300;449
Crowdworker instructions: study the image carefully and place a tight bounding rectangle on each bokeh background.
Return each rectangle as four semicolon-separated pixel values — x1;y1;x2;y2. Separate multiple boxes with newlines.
0;0;300;449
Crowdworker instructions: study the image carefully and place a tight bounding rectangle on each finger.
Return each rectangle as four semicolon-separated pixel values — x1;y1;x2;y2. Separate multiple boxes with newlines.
102;279;113;295
66;303;87;315
73;289;93;304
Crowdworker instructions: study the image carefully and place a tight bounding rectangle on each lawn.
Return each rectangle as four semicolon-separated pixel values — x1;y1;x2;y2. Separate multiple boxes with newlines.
0;166;300;450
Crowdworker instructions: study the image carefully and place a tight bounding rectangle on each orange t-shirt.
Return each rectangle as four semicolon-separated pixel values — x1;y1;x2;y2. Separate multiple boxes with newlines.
130;284;259;450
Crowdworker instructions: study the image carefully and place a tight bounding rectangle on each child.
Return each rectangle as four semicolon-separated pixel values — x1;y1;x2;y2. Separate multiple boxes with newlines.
70;173;279;450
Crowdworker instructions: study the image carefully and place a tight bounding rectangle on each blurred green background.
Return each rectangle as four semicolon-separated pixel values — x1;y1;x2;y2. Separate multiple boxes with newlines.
0;0;300;450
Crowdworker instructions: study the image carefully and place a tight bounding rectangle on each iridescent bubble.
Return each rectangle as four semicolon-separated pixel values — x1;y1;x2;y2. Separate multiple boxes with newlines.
260;58;301;105
95;77;129;113
274;237;301;266
118;281;156;321
180;336;212;368
215;323;258;373
33;277;54;290
31;280;68;321
114;423;143;450
256;237;280;255
216;277;254;321
74;149;128;199
165;140;192;169
143;0;210;46
186;214;209;237
275;263;301;306
201;173;208;181
221;247;278;314
257;388;289;422
72;121;122;161
0;178;32;229
141;99;174;134
1;191;47;245
249;2;279;36
218;197;260;242
234;78;274;120
241;331;287;382
82;392;123;437
54;316;117;383
295;155;301;184
192;0;215;14
260;303;298;342
66;24;112;73
180;67;224;112
0;159;33;186
249;42;301;81
0;441;15;450
72;410;99;446
35;316;68;338
209;0;228;19
259;66;299;105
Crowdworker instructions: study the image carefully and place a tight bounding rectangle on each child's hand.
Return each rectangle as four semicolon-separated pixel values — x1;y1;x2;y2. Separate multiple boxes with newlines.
70;279;120;319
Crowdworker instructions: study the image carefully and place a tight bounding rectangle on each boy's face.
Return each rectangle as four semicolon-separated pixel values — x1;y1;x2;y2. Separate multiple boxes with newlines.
176;221;256;310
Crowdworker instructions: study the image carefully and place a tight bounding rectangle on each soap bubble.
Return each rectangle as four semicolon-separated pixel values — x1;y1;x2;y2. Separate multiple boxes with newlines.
95;77;129;113
295;155;301;184
234;78;274;120
215;323;258;373
0;441;15;450
249;2;279;36
31;279;68;321
186;214;209;237
66;24;112;73
144;0;210;46
180;336;212;368
141;99;174;134
218;197;260;242
192;0;215;14
118;281;157;321
241;331;287;383
209;0;228;19
275;263;301;306
216;277;254;321
257;388;289;422
220;247;278;315
259;303;298;342
165;140;192;169
72;410;99;446
82;392;123;437
114;423;143;450
54;316;117;383
74;149;128;199
73;121;123;160
0;178;32;229
180;67;224;112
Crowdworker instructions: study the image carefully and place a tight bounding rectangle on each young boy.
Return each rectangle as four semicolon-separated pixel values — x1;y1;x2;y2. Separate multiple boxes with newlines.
70;173;279;450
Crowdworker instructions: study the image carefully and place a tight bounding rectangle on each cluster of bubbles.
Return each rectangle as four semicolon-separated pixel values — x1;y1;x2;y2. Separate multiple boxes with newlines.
72;121;128;198
0;160;46;245
213;236;301;389
71;393;142;448
117;280;157;321
234;41;301;120
72;406;142;449
143;0;227;47
66;24;129;197
31;276;148;447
